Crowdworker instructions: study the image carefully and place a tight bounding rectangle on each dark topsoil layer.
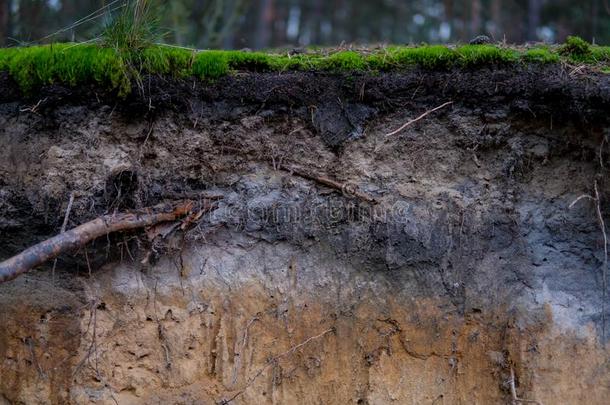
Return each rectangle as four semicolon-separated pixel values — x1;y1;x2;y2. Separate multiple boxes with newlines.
2;64;610;144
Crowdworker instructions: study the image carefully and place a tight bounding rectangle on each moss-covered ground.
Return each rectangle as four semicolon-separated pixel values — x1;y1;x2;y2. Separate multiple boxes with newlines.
0;36;608;96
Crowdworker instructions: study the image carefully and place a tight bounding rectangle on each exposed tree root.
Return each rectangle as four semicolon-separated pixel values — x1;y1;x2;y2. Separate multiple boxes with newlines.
211;144;378;203
0;200;194;284
383;101;453;137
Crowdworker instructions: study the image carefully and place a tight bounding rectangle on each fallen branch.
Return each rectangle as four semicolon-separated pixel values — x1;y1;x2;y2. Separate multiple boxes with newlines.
0;200;194;284
384;101;453;137
281;165;377;204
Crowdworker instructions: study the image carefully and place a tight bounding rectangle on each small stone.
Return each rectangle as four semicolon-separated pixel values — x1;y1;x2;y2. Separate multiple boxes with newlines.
469;35;492;45
290;47;306;55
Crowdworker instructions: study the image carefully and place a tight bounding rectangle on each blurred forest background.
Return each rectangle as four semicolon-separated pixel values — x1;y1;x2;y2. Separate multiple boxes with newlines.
0;0;609;49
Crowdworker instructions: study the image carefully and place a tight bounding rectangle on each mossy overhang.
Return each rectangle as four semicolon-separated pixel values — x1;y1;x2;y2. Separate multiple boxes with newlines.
0;36;609;97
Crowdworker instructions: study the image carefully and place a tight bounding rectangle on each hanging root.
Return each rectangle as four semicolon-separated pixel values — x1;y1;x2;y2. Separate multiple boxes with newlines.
383;101;453;137
569;180;608;341
219;327;335;404
0;200;194;284
509;367;543;405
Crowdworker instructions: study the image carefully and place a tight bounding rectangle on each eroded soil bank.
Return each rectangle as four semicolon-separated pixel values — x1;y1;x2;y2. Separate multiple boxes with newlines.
0;67;609;404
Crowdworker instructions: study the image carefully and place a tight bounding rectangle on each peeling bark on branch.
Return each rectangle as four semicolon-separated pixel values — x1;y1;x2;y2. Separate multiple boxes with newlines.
0;201;194;284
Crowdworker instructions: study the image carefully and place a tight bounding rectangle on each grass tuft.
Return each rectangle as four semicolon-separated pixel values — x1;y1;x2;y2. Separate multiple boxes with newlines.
102;0;160;53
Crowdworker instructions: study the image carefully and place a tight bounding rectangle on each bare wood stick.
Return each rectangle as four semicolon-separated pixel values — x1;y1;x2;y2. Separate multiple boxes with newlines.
209;145;377;203
282;165;377;204
384;101;453;137
61;192;76;233
52;192;76;281
0;201;194;284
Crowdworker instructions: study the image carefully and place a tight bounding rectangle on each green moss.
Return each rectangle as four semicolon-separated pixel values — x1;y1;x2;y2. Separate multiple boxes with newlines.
522;48;560;63
225;51;276;71
560;36;591;59
591;46;610;63
0;47;18;71
0;41;608;96
557;36;610;64
319;51;366;71
192;51;229;79
390;45;456;69
2;44;130;95
140;46;195;77
366;50;397;70
456;45;518;65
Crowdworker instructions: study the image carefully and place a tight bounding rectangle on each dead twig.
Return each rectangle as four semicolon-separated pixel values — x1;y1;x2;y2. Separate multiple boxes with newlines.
384;101;453;138
0;200;194;284
52;191;76;281
61;192;76;233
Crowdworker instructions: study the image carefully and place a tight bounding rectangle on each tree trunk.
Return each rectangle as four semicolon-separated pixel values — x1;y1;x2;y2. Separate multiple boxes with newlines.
0;0;8;46
527;0;542;41
591;0;599;42
491;0;502;40
470;0;482;37
254;0;274;49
